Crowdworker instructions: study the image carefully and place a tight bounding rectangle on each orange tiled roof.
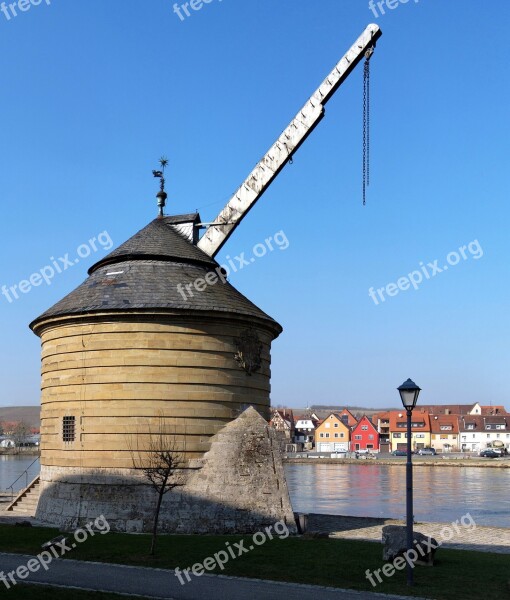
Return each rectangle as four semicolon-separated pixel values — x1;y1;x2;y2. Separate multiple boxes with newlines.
480;405;508;416
429;414;459;434
417;404;476;416
371;411;391;424
389;410;431;431
337;408;358;427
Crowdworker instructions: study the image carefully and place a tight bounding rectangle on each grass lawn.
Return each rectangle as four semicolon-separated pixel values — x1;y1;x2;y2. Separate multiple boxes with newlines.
0;525;508;600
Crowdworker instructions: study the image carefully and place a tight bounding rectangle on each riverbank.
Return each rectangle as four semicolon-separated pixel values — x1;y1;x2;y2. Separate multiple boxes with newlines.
284;457;510;468
0;449;39;456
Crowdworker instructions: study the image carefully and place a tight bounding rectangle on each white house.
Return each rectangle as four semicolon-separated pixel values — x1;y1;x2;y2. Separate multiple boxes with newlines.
293;417;316;446
459;415;509;452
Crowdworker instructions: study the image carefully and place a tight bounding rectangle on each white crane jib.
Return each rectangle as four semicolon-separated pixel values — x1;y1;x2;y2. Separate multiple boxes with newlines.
197;24;382;258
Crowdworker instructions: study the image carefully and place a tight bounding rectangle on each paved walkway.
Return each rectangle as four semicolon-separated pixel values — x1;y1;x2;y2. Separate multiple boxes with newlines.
0;553;426;600
306;514;510;554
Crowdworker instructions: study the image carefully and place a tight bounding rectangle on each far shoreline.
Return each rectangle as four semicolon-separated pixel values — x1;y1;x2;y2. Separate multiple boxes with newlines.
284;457;510;468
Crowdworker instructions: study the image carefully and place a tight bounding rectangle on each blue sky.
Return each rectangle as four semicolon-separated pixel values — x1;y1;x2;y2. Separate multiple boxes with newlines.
0;0;508;409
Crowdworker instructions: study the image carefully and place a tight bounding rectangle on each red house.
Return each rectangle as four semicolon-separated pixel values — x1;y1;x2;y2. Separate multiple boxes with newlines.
350;415;379;452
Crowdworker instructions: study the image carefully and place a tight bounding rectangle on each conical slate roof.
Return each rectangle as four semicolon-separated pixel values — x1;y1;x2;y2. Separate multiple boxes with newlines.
89;216;215;274
30;216;281;334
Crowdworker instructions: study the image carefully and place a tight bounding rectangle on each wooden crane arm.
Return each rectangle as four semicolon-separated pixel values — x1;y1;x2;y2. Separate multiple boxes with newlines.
197;23;382;258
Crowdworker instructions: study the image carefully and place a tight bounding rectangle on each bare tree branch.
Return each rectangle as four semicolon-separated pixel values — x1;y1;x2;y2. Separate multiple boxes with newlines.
128;415;184;555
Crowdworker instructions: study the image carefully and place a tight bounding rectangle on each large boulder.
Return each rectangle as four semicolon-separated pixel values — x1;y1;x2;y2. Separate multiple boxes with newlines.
382;525;438;566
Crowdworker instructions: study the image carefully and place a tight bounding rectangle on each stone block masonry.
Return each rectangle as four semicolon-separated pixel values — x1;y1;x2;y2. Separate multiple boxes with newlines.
37;318;275;465
36;407;297;534
30;214;287;534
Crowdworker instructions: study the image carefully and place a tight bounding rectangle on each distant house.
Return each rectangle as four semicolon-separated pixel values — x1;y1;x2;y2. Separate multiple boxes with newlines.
351;416;379;452
269;409;294;440
20;434;40;448
389;410;431;452
0;422;19;436
459;415;509;452
0;434;39;448
430;415;459;453
315;413;351;452
418;403;482;416
372;411;391;450
293;416;316;447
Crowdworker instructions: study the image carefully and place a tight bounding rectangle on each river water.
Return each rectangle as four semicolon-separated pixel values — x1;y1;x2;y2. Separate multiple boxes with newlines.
285;463;510;528
0;455;40;493
1;457;509;528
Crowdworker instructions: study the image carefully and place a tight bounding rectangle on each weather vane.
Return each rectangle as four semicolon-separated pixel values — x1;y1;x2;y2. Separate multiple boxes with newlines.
152;157;169;217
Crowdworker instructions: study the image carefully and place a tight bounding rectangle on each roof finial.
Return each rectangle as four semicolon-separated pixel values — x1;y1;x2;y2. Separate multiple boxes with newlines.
152;157;169;217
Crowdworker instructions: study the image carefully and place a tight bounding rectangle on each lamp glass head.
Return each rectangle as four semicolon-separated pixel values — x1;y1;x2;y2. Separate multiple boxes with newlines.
397;378;421;410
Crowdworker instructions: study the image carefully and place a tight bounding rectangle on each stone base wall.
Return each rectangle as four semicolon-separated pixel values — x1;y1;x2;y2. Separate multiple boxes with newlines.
36;408;297;535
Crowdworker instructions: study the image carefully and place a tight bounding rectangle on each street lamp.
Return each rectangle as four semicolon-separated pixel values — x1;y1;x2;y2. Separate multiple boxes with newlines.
397;378;421;587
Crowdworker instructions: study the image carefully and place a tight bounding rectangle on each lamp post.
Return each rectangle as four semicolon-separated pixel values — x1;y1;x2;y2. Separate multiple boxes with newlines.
397;378;421;587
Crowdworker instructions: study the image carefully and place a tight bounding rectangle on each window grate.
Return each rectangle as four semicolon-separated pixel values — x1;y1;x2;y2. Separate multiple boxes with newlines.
62;416;75;442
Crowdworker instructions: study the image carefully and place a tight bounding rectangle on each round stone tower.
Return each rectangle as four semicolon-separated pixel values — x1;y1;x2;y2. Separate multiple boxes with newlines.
30;214;287;531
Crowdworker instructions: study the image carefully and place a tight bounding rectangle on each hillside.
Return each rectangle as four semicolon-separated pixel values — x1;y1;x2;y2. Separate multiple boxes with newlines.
0;406;40;428
311;405;399;416
278;406;400;419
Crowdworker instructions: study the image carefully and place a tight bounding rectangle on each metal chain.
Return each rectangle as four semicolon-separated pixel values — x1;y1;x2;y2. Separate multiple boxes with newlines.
366;55;370;188
363;48;373;206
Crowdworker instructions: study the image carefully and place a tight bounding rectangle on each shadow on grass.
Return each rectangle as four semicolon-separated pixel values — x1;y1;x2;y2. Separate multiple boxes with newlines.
0;525;508;600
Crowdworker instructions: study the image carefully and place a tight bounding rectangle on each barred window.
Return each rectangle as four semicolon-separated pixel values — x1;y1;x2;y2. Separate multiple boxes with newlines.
62;416;75;442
